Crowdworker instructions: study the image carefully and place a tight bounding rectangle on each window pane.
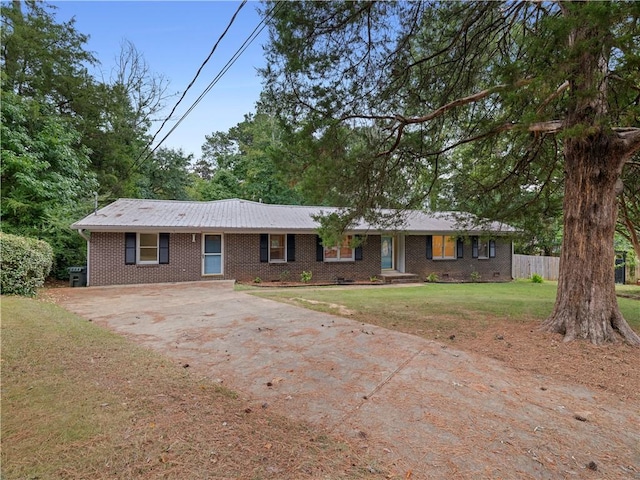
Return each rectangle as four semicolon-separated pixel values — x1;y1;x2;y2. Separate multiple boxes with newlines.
339;246;354;259
204;255;221;274
139;247;157;262
324;247;338;259
270;234;285;261
444;236;456;257
338;236;353;260
270;235;283;248
433;235;444;258
478;241;489;258
139;233;157;248
205;235;221;254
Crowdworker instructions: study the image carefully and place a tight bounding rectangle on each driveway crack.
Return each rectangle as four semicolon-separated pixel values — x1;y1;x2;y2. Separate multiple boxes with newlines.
329;348;424;432
362;348;424;401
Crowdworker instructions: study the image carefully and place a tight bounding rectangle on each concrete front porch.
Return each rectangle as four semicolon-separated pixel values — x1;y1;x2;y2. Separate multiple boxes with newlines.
379;271;421;284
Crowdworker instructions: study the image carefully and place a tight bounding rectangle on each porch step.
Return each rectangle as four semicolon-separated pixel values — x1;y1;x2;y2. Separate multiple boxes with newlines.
379;272;421;284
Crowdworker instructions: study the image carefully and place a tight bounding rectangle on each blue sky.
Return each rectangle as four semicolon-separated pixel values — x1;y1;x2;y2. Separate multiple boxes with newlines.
52;1;268;159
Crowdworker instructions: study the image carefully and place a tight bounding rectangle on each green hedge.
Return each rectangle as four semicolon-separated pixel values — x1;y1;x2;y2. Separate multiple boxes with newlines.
1;232;53;296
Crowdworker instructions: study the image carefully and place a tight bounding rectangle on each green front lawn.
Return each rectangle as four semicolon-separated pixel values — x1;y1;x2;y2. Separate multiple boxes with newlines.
252;281;640;334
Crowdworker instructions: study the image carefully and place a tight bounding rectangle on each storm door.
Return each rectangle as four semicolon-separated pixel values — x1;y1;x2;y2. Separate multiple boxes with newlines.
203;234;222;275
381;235;394;270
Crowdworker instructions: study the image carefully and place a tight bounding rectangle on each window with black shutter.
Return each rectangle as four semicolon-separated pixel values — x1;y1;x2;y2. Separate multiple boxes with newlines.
259;234;269;262
316;235;324;261
354;237;363;261
472;237;493;259
125;232;136;264
286;234;296;262
159;233;170;264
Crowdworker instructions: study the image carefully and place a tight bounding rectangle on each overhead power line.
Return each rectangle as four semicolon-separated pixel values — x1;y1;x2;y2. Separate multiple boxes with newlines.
143;0;247;153
127;1;283;178
141;3;282;162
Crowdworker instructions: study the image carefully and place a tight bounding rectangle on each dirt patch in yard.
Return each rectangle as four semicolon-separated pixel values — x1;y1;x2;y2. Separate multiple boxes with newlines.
353;311;640;403
465;321;640;401
292;297;358;316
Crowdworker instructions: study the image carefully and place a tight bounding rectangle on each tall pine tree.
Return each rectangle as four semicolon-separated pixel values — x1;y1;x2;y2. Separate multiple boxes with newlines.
262;1;640;344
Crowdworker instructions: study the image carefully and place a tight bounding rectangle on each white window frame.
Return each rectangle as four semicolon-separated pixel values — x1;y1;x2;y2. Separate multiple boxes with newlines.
324;235;355;262
269;234;287;263
433;235;456;260
137;233;159;264
202;233;224;276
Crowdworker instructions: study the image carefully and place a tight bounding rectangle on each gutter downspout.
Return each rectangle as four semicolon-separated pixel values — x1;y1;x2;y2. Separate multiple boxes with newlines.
78;228;90;286
77;228;89;243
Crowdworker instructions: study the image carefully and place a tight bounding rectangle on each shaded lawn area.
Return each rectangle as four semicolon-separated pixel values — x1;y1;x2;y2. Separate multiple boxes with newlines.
1;296;385;480
252;281;640;400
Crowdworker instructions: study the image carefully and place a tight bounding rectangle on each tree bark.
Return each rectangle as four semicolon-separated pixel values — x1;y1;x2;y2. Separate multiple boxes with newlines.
542;132;640;345
543;3;640;346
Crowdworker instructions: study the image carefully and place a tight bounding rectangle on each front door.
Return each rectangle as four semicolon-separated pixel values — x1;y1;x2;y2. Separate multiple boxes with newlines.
381;235;394;270
203;234;222;275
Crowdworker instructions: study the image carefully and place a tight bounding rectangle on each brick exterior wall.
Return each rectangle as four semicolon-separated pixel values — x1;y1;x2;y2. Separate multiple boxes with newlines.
224;234;381;283
87;232;511;286
88;232;381;286
405;236;513;282
88;232;208;286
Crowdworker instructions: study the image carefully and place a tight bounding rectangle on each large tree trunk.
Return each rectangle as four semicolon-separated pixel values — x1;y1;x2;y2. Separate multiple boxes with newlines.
543;3;640;346
542;132;640;345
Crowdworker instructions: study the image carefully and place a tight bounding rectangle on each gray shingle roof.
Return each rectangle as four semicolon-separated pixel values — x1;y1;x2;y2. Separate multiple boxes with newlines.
71;198;514;234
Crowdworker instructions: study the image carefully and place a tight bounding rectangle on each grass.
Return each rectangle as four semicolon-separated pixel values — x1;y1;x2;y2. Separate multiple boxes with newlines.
1;296;385;480
252;281;640;337
617;283;640;300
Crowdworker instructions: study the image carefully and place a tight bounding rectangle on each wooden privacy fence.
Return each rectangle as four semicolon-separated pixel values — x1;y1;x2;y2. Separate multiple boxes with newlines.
513;254;560;281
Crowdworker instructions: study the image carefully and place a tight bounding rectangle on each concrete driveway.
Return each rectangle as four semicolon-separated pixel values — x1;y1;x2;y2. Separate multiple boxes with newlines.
52;281;639;479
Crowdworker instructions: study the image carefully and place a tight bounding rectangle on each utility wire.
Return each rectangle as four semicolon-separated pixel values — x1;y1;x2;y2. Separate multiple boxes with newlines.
127;1;285;180
138;3;282;166
129;0;247;173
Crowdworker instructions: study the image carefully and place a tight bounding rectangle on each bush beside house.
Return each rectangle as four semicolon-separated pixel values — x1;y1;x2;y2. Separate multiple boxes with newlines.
0;232;53;296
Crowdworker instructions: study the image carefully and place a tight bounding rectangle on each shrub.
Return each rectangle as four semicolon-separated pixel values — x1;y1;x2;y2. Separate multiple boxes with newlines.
425;273;439;283
253;276;262;284
300;271;313;283
470;271;482;282
1;232;53;296
531;273;544;283
279;270;290;282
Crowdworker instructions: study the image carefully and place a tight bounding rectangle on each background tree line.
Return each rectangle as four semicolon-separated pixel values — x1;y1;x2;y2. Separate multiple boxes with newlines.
0;1;300;278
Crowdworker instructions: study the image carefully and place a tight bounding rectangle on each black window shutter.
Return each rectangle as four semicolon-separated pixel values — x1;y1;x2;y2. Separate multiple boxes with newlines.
159;233;170;264
472;236;479;258
287;234;296;262
489;239;496;258
125;232;136;264
316;235;324;262
426;235;433;260
354;235;363;261
260;234;268;262
456;237;464;259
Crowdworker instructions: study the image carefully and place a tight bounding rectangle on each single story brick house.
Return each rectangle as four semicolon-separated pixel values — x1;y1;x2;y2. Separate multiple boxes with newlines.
71;198;516;286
